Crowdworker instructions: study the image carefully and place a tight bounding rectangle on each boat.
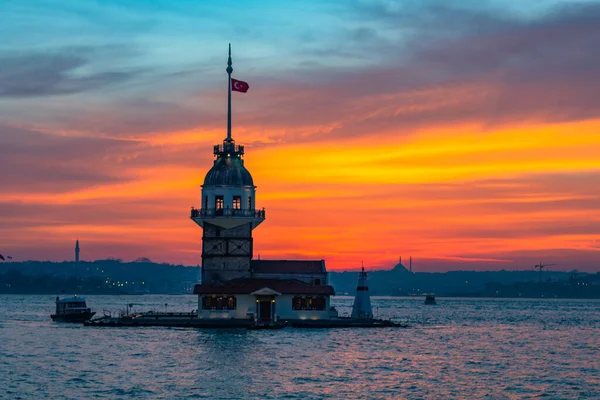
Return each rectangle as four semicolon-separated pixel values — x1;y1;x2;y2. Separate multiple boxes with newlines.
51;296;96;322
424;293;437;305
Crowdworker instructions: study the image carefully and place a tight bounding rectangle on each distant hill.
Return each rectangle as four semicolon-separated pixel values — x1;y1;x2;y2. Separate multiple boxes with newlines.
329;262;598;297
0;259;200;294
1;259;597;297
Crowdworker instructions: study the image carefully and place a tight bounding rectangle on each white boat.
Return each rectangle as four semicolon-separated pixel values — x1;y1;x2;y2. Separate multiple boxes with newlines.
51;296;95;322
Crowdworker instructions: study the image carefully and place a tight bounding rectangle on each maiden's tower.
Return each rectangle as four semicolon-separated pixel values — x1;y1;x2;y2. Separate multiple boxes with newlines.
190;45;335;326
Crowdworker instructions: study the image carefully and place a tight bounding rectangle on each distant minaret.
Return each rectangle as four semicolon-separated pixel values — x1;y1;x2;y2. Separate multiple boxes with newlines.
75;239;80;264
409;256;412;273
351;264;373;320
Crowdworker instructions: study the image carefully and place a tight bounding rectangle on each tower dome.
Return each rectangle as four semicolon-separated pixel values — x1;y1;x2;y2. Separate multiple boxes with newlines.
203;143;254;187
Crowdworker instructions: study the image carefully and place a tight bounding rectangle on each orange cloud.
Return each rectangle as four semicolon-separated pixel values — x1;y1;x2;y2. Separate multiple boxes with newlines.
2;115;600;271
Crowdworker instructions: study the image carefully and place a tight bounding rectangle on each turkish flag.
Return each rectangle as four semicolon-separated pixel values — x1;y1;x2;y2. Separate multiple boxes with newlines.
231;78;249;93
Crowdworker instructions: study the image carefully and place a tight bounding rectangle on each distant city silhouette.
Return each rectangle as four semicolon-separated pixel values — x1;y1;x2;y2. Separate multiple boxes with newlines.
1;258;598;298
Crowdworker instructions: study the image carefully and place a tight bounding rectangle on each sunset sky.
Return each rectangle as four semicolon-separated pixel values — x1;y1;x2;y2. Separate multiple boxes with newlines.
1;0;599;271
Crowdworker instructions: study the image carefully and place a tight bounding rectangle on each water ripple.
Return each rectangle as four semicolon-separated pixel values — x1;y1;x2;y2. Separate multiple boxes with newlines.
1;295;599;399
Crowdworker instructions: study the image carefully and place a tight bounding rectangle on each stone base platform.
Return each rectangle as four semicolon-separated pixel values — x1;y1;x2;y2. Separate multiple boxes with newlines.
83;313;407;329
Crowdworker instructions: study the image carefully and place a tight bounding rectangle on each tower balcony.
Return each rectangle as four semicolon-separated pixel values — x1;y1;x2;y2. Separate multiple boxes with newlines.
191;207;265;229
214;143;244;156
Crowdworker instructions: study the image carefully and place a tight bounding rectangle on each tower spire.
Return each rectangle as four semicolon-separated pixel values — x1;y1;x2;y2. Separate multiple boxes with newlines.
226;43;233;142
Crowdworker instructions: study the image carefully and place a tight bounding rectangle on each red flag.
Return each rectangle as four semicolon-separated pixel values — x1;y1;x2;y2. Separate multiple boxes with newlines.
231;78;249;93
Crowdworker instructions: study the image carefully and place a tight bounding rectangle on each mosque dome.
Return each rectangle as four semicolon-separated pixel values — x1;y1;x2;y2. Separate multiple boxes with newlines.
392;263;411;274
203;155;254;187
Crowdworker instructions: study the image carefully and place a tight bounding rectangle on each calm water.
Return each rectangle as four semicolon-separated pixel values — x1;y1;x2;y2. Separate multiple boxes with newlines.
1;295;598;399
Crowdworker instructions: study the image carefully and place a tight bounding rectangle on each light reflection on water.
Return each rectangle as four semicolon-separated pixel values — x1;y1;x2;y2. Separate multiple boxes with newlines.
1;295;599;399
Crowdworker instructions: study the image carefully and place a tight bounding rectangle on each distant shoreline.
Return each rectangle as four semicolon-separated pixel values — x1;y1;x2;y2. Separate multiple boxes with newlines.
2;292;599;300
2;261;598;298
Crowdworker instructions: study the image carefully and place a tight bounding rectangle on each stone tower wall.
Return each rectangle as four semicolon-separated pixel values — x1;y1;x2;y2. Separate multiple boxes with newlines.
201;222;253;284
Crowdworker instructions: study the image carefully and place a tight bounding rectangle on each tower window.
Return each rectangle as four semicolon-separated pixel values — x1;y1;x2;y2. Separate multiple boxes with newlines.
204;196;208;209
233;196;241;210
202;295;236;310
248;197;252;210
215;196;224;210
292;296;326;311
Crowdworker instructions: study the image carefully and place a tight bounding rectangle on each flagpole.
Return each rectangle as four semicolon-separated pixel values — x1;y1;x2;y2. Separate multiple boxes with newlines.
226;43;233;142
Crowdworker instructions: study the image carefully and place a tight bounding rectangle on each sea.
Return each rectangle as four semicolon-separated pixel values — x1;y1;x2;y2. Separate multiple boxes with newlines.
1;295;598;399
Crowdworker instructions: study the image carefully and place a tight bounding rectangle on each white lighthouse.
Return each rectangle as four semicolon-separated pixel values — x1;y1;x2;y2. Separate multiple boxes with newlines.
351;267;373;319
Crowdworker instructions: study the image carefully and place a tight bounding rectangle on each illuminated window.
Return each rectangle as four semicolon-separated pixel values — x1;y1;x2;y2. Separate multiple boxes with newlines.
292;296;326;311
233;196;241;210
202;295;236;310
292;296;304;310
215;196;224;210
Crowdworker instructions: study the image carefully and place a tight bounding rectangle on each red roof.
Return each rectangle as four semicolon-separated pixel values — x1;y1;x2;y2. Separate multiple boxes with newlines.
194;278;334;295
250;260;325;274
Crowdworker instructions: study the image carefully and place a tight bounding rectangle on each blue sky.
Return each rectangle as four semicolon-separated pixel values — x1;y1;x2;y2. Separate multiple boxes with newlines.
3;0;597;132
3;0;587;78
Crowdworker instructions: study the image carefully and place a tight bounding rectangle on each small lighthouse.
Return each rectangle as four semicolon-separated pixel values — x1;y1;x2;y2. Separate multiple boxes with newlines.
351;266;373;319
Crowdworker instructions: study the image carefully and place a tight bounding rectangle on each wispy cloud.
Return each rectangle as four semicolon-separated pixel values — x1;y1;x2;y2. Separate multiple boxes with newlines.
0;46;145;98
